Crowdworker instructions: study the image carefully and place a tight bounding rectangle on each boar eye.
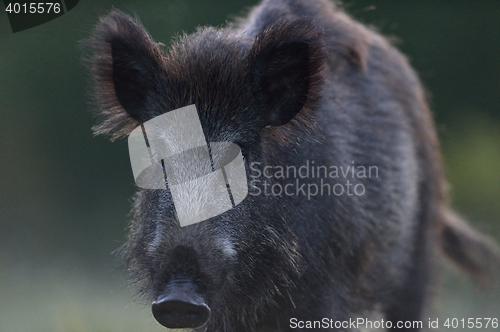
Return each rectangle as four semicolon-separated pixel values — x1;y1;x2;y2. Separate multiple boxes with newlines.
238;146;252;168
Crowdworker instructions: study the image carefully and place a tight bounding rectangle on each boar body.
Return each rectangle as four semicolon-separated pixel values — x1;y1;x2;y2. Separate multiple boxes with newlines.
87;0;499;331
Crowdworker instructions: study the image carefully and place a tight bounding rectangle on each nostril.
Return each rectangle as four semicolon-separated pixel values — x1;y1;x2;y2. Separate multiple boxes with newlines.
152;299;210;329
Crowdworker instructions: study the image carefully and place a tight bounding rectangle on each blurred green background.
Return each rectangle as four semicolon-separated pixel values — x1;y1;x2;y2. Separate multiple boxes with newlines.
0;1;499;331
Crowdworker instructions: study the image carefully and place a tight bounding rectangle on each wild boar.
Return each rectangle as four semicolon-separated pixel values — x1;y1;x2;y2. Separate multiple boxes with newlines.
86;0;499;330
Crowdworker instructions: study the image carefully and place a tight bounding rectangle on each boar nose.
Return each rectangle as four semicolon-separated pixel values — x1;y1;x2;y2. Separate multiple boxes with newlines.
152;282;210;329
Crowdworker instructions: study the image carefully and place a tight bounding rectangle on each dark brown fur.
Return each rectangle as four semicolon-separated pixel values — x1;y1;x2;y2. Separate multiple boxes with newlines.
85;0;500;331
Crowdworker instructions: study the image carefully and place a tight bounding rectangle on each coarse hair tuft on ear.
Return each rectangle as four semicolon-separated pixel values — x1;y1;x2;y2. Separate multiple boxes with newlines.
248;18;326;129
84;9;167;140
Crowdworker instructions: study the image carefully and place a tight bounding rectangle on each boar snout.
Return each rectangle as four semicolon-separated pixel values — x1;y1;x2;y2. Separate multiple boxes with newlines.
152;280;210;329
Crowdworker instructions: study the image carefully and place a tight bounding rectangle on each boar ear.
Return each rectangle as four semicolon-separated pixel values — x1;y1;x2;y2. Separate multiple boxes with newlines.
249;19;325;127
85;10;166;139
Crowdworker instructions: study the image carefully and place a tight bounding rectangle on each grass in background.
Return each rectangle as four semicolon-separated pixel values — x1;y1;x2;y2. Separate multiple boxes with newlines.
0;261;164;332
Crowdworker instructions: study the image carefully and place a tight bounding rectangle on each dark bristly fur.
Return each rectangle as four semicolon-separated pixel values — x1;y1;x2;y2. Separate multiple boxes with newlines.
85;0;500;331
